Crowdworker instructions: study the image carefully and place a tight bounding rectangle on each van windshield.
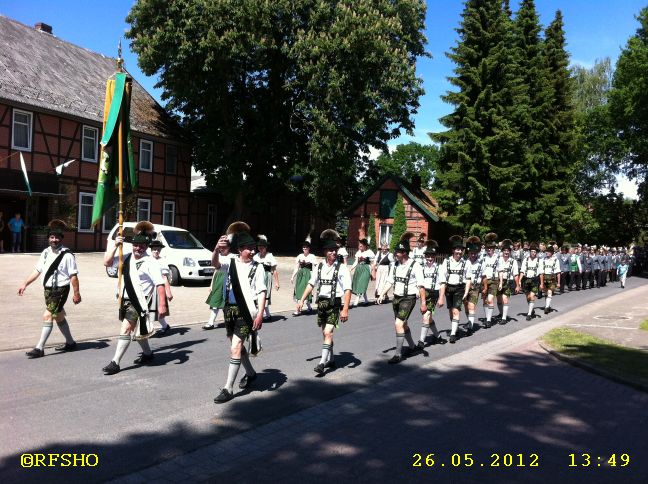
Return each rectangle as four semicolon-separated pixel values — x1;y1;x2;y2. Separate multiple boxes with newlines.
161;230;204;249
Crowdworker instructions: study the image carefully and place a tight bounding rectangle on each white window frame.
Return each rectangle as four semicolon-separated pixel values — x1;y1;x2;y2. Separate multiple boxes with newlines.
137;198;151;222
81;125;99;162
207;204;217;233
139;139;153;172
379;224;393;246
163;200;176;227
77;192;95;233
102;205;118;233
12;109;33;151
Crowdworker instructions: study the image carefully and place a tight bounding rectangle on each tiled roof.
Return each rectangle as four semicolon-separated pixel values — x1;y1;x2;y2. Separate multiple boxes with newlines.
0;15;181;140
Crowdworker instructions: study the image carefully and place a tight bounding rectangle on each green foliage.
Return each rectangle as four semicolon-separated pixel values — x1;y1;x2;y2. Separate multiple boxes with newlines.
126;0;428;217
363;141;439;191
367;213;377;252
608;6;648;201
389;195;407;252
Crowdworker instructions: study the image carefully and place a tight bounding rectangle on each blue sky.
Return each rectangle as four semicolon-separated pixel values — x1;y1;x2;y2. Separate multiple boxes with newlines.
2;0;644;195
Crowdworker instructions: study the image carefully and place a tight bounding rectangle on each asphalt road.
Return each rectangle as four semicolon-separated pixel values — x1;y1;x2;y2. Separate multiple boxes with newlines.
1;274;646;483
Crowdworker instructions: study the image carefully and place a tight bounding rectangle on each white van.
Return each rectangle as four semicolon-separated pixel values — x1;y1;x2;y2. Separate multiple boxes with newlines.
106;222;215;285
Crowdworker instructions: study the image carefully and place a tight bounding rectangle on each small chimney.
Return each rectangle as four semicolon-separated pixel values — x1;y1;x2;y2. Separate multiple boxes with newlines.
34;22;53;34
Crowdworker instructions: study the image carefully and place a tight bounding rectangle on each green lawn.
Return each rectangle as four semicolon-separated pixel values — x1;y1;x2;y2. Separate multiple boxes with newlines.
542;328;648;387
639;320;648;331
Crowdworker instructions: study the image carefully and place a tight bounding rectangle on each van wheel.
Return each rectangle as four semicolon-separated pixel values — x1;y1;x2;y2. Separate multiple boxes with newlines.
169;266;181;286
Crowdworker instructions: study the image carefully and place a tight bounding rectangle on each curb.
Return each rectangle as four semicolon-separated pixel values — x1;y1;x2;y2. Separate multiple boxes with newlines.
537;340;648;394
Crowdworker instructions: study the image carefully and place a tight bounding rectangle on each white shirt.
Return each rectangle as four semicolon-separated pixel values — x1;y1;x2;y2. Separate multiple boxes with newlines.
480;254;500;281
226;259;268;304
355;249;375;264
422;261;442;290
409;246;426;265
540;256;560;275
254;252;277;269
308;261;352;299
296;253;318;267
386;259;424;296
520;257;541;278
36;246;78;287
153;255;171;277
497;257;519;281
113;254;164;297
438;257;472;285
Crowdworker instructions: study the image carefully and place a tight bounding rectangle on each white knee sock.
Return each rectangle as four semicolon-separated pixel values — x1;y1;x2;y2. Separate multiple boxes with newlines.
451;319;459;336
404;328;415;347
36;322;53;350
395;332;405;356
56;319;74;343
503;305;509;320
138;338;152;355
468;313;475;328
208;308;219;325
486;305;494;322
420;324;430;342
264;306;271;318
224;358;241;392
320;343;332;364
159;317;169;329
528;301;534;316
113;335;131;365
546;296;552;309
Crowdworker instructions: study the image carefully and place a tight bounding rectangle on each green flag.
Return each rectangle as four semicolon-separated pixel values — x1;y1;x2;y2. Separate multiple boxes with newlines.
91;72;137;227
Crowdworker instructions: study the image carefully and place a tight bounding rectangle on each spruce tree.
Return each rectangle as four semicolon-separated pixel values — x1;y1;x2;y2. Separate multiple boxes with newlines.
540;10;589;240
390;195;407;252
433;0;522;237
368;213;377;252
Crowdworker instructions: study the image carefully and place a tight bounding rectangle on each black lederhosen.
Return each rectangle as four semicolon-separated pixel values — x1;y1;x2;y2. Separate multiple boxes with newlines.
424;288;439;308
224;304;253;340
485;279;498;297
445;283;465;310
392;294;417;322
524;277;539;295
498;280;516;297
316;297;342;328
543;274;557;292
44;285;70;315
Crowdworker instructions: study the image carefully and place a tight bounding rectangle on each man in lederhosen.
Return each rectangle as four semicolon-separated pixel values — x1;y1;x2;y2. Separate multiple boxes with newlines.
540;244;561;314
102;221;167;375
480;233;500;328
214;222;267;403
377;232;426;363
417;240;446;348
297;229;351;375
18;220;82;358
438;235;472;344
463;236;482;335
497;239;520;324
520;242;541;321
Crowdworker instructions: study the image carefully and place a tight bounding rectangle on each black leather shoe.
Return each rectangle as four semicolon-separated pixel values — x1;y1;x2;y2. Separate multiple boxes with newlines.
416;341;426;350
500;318;508;325
526;315;532;321
484;321;492;328
54;342;77;352
465;327;474;336
434;335;447;345
134;353;155;364
202;323;215;330
103;361;120;375
314;363;326;374
449;335;457;344
26;348;44;358
544;307;550;314
239;372;257;389
325;360;337;369
387;355;402;364
214;389;233;403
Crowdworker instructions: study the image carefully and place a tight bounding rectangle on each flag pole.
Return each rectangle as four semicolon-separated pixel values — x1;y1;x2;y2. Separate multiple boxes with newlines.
116;41;125;307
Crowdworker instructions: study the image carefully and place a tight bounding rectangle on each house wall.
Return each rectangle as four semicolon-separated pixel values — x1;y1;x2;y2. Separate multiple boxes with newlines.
0;101;191;251
348;179;432;249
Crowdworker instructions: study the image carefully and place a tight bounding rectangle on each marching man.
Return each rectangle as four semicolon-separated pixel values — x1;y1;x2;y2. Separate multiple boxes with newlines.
438;236;472;343
417;240;446;348
540;243;561;314
520;242;541;321
18;220;81;358
102;221;167;375
497;239;520;324
377;232;426;363
213;222;267;403
297;229;352;375
480;233;500;328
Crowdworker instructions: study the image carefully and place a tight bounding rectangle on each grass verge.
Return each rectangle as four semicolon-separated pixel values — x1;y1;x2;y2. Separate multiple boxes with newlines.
542;328;648;388
639;320;648;331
